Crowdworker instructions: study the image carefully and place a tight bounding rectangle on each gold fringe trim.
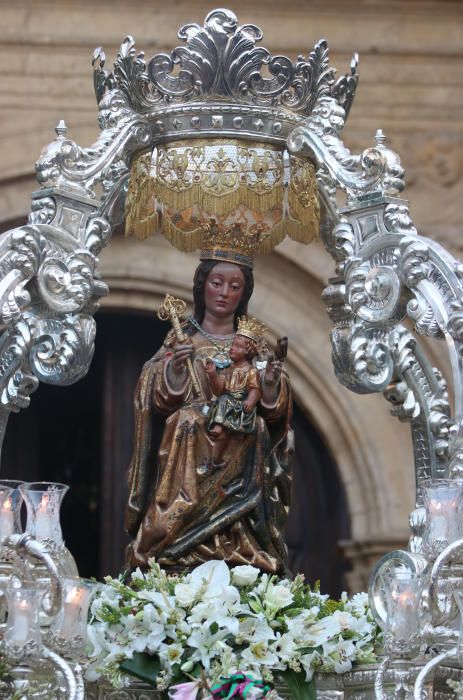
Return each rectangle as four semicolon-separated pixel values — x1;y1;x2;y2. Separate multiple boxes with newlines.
126;212;159;240
125;152;159;240
285;217;319;244
257;221;287;253
155;181;284;217
124;149;320;249
160;216;203;253
287;159;320;244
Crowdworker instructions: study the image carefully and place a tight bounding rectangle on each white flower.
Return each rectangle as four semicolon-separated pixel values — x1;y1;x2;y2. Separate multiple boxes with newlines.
175;582;198;607
187;625;229;671
241;641;279;666
323;638;356;674
238;617;276;643
345;591;370;614
303;616;341;646
272;632;297;663
264;584;294;612
190;559;230;590
231;565;260;586
175;560;232;608
159;642;184;667
299;650;319;681
130;568;146;583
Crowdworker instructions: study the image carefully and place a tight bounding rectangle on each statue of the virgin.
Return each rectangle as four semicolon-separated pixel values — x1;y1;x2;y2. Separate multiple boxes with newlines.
123;138;319;574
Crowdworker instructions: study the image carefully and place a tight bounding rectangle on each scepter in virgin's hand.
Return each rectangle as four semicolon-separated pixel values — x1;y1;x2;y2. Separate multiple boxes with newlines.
157;294;201;397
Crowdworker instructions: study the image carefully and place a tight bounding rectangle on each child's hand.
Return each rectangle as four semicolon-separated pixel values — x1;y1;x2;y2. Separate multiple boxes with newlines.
243;398;256;413
204;358;216;374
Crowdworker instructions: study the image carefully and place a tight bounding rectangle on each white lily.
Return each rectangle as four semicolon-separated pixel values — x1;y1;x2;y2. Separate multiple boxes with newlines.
238;616;276;643
241;640;279;666
303;615;341;646
187;624;229;671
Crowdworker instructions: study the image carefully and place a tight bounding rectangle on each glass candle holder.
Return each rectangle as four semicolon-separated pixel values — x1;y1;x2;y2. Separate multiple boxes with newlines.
0;485;14;624
383;568;423;657
18;482;77;626
423;479;463;559
5;582;45;656
19;482;69;545
49;577;95;656
0;485;14;540
0;480;24;538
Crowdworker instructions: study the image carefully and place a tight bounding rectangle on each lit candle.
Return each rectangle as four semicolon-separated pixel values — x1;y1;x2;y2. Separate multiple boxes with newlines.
35;493;53;540
392;588;419;641
9;599;32;645
0;497;14;538
60;586;84;639
428;499;450;541
384;568;423;656
423;480;463;557
5;585;44;651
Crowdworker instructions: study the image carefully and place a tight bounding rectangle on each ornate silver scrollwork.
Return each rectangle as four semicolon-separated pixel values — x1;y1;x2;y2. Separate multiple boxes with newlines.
289;123;405;202
30;315;96;386
320;191;457;496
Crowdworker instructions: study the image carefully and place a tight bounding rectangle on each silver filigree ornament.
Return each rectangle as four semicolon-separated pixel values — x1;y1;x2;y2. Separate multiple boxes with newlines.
90;9;359;150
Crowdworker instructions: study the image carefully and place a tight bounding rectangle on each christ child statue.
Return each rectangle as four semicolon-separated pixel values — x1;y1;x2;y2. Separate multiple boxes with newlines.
204;316;265;467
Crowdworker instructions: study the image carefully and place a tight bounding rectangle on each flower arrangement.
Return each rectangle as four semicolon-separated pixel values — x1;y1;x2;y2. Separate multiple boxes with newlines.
85;560;380;699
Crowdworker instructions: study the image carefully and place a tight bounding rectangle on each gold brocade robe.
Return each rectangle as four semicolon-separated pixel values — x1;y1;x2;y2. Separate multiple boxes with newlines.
125;329;292;573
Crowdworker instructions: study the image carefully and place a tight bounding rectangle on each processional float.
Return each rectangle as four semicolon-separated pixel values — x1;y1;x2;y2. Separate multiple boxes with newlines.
0;8;463;699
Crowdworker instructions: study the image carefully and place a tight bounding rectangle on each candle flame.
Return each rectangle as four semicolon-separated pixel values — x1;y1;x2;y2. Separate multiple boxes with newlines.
19;600;29;610
39;493;50;511
2;498;12;512
66;586;83;604
428;496;458;515
398;590;416;606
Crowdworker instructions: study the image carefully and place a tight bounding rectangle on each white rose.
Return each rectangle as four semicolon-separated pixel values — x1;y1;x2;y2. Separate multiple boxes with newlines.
231;565;260;587
264;584;294;611
174;582;197;607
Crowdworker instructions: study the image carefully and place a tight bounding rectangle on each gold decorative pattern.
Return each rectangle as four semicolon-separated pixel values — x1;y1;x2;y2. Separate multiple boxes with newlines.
155;139;284;216
236;316;267;342
287;156;320;243
124;140;319;265
125;153;157;240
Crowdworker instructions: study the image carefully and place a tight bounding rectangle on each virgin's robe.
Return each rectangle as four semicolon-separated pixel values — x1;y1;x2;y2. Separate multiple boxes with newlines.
125;328;292;573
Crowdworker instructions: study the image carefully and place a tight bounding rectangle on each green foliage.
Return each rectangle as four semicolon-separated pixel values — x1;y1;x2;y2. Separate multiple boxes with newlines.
120;652;161;686
277;670;316;700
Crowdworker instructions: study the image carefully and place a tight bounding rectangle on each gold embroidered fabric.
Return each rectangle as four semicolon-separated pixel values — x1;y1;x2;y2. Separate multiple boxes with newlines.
124;139;319;264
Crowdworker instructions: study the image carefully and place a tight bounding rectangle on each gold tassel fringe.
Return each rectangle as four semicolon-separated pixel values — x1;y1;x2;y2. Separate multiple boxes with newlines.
160;216;203;253
155;181;284;218
287;159;320;244
125;152;159;240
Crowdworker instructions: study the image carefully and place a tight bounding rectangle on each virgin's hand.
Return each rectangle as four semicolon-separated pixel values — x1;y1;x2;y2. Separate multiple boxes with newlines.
170;343;194;374
264;359;282;386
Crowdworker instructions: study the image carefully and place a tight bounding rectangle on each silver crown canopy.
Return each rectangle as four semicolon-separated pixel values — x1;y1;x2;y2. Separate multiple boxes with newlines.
92;8;358;145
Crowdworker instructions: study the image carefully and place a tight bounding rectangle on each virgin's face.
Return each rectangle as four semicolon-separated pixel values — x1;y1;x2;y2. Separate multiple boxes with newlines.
204;263;245;318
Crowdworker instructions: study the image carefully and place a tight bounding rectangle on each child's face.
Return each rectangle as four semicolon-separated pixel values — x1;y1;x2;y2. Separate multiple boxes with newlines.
229;334;249;362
